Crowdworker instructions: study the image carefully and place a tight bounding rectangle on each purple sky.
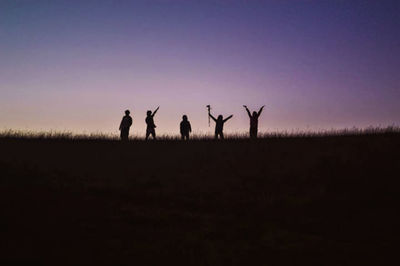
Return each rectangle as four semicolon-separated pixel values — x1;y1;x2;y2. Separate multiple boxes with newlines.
1;0;399;135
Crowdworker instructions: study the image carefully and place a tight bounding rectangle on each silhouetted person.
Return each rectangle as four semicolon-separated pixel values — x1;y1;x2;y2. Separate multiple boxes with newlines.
180;115;192;140
243;105;265;138
209;113;233;139
145;106;159;140
119;110;132;141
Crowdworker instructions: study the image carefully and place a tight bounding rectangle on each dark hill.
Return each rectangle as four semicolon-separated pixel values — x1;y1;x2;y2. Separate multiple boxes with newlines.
0;134;399;265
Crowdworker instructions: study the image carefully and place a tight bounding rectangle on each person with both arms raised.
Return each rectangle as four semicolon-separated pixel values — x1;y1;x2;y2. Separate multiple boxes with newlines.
209;112;233;140
243;105;265;139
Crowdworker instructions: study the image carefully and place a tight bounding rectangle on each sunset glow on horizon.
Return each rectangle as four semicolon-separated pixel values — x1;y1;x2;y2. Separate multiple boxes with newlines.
1;0;399;136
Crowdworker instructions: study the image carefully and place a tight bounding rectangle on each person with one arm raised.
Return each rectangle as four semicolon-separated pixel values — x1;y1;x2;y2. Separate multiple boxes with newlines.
209;111;233;140
243;105;265;139
145;106;159;140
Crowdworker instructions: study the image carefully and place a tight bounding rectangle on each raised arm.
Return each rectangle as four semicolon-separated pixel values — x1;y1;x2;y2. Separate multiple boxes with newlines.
243;105;251;118
257;105;265;117
152;106;160;117
209;113;217;122
223;115;233;122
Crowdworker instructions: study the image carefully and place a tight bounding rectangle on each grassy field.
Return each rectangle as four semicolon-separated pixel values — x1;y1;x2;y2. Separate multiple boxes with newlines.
0;132;399;265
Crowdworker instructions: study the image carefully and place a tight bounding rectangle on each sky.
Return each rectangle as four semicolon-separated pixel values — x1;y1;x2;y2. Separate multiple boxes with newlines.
1;0;399;136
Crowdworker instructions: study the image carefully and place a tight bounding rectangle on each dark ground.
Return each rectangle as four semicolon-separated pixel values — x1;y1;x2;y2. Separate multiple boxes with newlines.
0;134;399;265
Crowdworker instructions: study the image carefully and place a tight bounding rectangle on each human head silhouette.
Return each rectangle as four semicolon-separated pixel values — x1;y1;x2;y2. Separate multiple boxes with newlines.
147;110;152;116
252;111;257;117
218;115;223;121
182;115;188;121
125;110;130;115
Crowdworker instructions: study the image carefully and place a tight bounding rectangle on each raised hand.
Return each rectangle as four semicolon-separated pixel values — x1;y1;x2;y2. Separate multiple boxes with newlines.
258;105;265;116
152;106;160;116
224;115;233;122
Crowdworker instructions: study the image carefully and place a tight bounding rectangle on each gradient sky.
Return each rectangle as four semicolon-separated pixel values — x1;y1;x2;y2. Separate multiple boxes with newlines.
1;0;399;135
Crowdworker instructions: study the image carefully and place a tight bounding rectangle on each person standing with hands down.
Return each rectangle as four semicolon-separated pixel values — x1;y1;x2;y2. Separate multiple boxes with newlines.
180;115;192;140
119;109;133;141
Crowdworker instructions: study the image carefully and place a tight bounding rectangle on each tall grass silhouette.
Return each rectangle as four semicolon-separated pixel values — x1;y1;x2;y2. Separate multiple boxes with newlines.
1;126;398;141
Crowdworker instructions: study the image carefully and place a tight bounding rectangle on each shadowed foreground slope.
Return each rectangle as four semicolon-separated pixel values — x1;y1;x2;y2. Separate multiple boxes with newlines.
0;134;399;265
